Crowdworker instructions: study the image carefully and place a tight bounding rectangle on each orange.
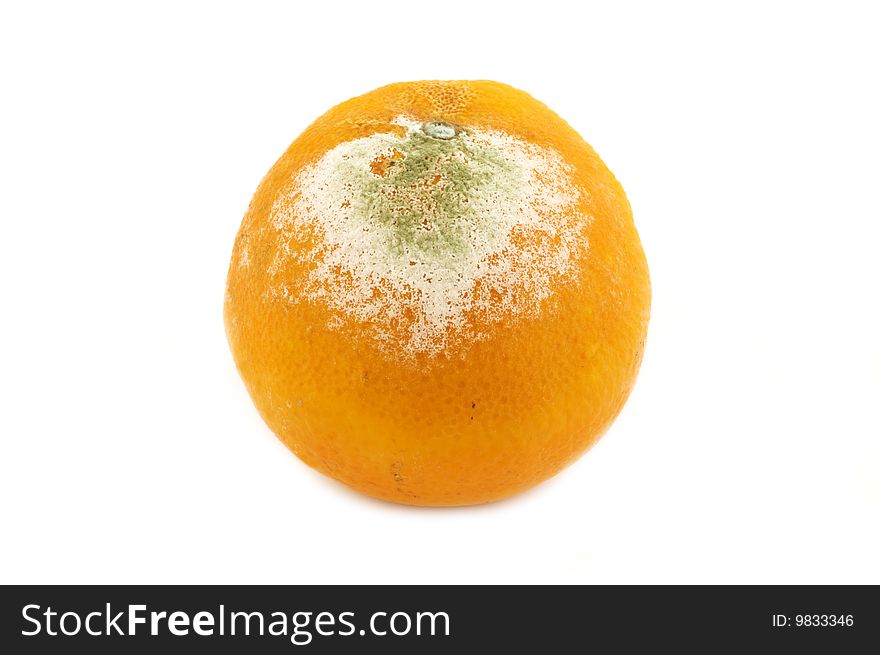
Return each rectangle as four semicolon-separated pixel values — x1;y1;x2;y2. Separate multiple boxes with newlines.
224;80;650;506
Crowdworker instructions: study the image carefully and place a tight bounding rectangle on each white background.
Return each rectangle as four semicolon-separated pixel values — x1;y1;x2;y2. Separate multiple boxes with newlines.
1;1;878;584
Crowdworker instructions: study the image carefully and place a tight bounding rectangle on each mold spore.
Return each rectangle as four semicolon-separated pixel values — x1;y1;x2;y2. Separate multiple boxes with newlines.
268;115;590;359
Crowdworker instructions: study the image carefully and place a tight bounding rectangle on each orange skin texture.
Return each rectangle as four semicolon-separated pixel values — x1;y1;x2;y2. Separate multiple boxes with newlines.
225;81;650;506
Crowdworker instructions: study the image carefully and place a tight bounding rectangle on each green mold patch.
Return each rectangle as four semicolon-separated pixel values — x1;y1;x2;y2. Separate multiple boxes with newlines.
335;123;524;268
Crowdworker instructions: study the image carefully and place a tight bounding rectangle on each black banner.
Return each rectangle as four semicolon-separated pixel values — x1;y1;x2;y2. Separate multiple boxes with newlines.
1;585;876;652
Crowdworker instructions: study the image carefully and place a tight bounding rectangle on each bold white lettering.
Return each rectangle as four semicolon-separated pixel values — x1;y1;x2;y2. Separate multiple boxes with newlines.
128;604;146;635
193;611;214;636
150;611;167;635
167;611;190;636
